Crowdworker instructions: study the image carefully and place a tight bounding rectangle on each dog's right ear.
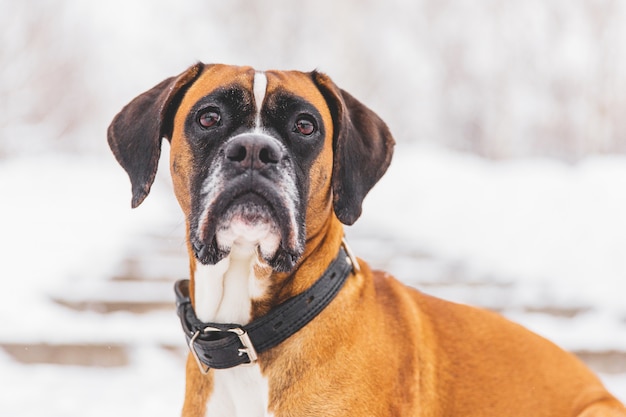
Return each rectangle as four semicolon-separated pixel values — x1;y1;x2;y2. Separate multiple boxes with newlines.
107;63;204;208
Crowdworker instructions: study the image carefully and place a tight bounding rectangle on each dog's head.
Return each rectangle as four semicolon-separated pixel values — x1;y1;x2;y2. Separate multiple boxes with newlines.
108;63;394;272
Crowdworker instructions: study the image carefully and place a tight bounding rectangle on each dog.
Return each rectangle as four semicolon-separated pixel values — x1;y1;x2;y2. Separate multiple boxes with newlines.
108;63;625;416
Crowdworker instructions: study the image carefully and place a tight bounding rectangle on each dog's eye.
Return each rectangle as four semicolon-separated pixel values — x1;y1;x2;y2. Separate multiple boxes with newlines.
294;118;316;136
198;109;221;128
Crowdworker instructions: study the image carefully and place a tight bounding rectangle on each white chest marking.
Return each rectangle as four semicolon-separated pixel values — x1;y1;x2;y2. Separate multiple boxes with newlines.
206;366;272;417
194;242;273;417
253;71;267;131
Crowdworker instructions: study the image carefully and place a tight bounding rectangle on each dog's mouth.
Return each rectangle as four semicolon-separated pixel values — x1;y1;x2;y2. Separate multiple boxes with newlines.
215;193;282;255
192;184;303;272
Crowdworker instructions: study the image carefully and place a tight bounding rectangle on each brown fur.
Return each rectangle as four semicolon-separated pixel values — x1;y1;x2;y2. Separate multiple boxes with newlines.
107;63;625;416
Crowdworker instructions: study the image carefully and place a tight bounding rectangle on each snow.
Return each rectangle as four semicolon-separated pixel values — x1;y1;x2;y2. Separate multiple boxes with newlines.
0;347;185;417
358;145;626;311
1;145;626;415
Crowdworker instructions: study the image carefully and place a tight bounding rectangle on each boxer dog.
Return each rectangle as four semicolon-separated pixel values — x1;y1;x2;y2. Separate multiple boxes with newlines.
108;63;625;416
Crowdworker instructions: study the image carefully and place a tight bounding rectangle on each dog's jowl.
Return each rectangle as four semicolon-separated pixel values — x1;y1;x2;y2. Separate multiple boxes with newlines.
108;63;626;417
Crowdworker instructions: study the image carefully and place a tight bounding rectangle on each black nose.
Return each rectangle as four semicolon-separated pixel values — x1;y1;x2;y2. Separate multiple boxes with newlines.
224;134;283;170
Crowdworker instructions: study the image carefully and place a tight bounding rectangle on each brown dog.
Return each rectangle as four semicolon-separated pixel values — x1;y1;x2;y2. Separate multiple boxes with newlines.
108;63;625;416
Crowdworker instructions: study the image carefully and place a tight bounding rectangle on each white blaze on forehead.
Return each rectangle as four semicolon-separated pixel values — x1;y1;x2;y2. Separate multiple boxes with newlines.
253;71;267;130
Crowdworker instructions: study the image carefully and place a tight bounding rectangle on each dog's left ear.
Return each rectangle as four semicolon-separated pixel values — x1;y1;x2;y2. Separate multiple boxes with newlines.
313;72;395;225
107;63;204;208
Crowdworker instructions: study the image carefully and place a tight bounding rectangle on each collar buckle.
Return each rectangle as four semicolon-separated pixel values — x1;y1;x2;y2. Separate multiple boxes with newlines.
189;326;259;374
229;327;258;364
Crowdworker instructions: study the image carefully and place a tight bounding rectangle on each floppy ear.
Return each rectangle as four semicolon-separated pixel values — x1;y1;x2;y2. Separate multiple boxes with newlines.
313;72;395;225
107;63;204;208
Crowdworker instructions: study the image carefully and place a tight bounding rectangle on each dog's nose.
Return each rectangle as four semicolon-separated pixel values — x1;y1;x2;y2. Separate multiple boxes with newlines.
224;134;283;170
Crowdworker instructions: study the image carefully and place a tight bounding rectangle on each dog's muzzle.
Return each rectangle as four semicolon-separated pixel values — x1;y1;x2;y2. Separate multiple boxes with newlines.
191;133;303;271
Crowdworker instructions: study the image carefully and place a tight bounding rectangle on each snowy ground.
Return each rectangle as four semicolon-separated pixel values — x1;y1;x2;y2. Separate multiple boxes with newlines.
1;144;626;416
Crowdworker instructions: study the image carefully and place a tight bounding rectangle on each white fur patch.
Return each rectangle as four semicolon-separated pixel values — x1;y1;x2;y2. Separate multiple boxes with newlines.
195;242;272;417
205;366;273;417
194;242;267;324
216;215;282;262
194;257;230;322
253;71;267;130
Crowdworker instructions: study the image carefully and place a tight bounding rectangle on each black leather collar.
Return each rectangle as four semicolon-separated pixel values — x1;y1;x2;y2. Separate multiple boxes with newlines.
174;245;355;372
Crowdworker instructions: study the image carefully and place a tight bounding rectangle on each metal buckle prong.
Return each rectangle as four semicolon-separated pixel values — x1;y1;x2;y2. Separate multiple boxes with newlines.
188;326;258;374
228;327;258;364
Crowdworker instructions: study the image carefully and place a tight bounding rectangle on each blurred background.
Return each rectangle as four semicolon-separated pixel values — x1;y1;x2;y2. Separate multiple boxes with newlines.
3;0;626;159
1;0;626;415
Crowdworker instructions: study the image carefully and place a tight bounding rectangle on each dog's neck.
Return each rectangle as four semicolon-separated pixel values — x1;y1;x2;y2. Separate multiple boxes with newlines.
192;242;265;323
190;215;344;324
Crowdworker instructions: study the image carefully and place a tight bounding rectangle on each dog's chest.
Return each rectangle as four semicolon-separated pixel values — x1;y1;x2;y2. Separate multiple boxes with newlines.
205;366;272;417
194;244;273;417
